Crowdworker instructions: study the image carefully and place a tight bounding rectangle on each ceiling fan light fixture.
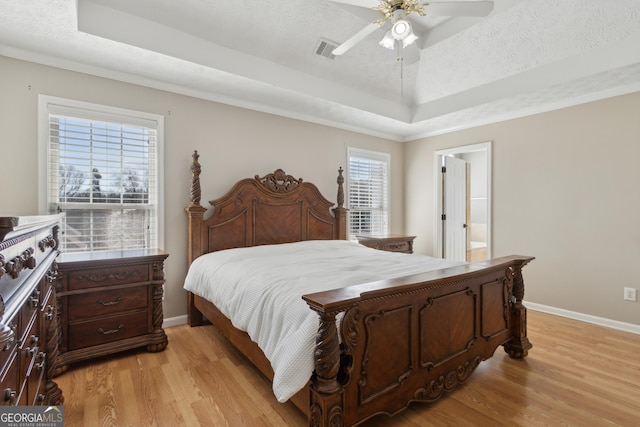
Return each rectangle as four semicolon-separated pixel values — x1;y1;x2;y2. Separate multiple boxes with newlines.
391;19;412;40
402;31;418;48
379;31;395;50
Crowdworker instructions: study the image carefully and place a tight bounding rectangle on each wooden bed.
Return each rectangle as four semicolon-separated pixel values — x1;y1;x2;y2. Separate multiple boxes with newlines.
184;151;534;427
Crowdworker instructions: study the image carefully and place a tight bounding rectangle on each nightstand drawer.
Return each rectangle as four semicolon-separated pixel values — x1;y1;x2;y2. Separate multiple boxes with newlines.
67;264;149;290
381;241;411;252
68;311;149;350
67;287;148;321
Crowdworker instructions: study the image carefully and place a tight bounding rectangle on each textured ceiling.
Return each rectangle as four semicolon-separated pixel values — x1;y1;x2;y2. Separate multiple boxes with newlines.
0;0;639;141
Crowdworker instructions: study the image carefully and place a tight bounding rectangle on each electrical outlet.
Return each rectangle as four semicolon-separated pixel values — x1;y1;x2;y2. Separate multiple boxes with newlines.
624;287;637;302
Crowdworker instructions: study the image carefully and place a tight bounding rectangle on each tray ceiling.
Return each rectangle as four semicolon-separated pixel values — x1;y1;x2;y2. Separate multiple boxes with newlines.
1;0;639;141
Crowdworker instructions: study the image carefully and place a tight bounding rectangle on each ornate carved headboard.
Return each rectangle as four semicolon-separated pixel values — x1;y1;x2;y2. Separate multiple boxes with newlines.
185;151;347;265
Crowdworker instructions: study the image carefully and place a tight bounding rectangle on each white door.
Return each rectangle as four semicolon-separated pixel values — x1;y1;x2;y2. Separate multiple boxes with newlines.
443;156;467;261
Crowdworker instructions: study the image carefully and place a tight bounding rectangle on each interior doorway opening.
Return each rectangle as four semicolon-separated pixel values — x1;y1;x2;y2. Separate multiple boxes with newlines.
435;142;492;261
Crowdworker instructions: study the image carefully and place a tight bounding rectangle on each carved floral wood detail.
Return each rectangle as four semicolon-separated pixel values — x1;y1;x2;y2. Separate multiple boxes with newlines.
189;150;203;206
77;269;142;283
150;259;167;351
414;356;482;402
314;311;341;394
504;264;533;358
255;169;302;193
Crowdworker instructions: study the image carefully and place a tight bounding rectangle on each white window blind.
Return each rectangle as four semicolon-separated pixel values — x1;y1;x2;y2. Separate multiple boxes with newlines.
40;97;163;254
347;148;390;238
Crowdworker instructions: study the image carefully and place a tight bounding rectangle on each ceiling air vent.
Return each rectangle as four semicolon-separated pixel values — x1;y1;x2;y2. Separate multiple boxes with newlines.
314;39;337;59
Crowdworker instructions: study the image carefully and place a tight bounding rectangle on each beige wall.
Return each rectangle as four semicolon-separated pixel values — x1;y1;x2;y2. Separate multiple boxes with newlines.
3;55;638;326
0;56;404;319
405;92;640;325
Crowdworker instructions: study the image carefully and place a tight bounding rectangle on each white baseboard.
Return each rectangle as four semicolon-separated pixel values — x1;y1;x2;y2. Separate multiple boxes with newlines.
527;302;640;335
163;315;188;328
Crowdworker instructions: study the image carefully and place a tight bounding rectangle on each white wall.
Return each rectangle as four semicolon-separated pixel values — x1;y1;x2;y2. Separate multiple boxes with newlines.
405;92;640;325
0;56;404;319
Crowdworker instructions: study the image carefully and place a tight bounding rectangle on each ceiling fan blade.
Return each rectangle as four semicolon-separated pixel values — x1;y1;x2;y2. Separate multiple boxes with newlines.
426;1;494;17
332;22;382;55
328;0;380;9
331;3;383;23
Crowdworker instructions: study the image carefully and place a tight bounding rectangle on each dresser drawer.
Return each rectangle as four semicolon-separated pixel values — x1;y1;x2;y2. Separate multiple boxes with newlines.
19;290;40;342
28;350;46;406
68;311;149;350
67;287;148;322
67;264;149;290
0;322;18;374
0;352;19;406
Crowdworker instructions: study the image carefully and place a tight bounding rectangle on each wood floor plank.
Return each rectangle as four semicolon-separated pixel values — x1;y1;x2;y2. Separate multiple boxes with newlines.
54;310;640;426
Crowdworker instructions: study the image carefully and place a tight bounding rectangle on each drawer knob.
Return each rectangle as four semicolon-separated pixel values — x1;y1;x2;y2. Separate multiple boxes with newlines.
97;296;123;306
4;388;16;404
2;336;14;352
98;324;124;335
45;305;54;320
35;352;46;370
0;323;15;351
35;351;47;371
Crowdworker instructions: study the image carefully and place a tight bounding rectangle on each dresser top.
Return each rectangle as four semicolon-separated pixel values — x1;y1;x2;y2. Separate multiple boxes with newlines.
58;248;168;265
0;213;64;242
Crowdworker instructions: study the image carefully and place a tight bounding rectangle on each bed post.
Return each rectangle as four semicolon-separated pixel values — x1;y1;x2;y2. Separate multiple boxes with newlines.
333;167;348;240
185;150;208;326
503;259;534;358
308;310;344;427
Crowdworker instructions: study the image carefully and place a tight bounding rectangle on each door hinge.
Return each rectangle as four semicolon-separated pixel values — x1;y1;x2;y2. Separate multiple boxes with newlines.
441;214;446;220
441;166;446;173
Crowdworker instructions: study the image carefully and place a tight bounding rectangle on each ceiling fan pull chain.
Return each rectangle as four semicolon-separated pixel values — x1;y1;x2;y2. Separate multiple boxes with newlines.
397;42;404;99
401;56;404;99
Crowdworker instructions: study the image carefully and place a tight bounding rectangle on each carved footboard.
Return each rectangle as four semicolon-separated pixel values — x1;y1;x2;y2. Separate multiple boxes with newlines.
303;255;533;427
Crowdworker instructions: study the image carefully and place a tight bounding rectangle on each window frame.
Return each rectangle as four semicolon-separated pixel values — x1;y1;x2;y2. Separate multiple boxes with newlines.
346;147;391;239
38;95;165;252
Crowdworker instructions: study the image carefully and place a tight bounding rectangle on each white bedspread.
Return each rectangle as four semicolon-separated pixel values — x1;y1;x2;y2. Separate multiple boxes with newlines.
183;239;464;402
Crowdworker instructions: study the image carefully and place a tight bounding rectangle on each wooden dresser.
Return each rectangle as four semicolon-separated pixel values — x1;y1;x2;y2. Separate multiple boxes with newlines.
0;215;64;406
53;249;168;375
356;234;416;254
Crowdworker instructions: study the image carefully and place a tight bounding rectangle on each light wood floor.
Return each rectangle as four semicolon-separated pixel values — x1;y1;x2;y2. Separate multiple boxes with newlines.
54;310;640;426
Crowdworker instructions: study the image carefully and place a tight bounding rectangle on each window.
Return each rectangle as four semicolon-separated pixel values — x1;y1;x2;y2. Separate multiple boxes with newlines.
347;148;390;238
39;96;164;253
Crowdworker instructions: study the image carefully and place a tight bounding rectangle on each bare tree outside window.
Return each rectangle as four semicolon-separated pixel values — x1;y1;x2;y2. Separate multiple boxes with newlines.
42;96;162;254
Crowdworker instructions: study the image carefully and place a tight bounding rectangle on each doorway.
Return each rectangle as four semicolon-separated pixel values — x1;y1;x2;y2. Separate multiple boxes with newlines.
435;142;492;261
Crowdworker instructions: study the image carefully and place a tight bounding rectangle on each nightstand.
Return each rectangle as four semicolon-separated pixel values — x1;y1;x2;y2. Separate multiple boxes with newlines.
356;234;416;254
53;249;168;375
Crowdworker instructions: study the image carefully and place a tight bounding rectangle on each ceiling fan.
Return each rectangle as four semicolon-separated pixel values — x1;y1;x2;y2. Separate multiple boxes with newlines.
330;0;494;56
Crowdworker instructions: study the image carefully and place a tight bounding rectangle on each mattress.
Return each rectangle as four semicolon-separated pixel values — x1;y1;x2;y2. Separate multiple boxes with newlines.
183;239;464;402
